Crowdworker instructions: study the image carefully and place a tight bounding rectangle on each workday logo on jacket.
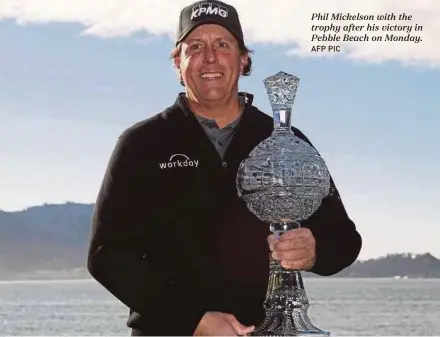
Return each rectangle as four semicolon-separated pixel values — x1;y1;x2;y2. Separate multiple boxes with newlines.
159;154;199;170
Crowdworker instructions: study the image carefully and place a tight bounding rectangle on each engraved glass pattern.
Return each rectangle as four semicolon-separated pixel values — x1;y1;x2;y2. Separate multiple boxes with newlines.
236;71;332;336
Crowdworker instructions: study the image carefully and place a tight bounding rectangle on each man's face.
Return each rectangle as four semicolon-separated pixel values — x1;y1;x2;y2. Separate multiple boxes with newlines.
174;24;248;104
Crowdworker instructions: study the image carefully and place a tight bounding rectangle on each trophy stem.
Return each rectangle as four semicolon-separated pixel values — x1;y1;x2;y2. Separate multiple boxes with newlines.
251;223;330;336
272;105;293;134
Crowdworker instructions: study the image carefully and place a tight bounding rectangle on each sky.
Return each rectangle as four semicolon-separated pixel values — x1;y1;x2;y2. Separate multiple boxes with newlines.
0;0;439;260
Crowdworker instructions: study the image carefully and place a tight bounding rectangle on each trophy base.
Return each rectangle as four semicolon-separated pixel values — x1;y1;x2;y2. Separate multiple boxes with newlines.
249;309;331;337
248;258;330;336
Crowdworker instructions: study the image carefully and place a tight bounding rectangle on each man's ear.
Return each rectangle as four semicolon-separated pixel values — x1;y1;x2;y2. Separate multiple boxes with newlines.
240;53;248;74
173;55;181;70
173;55;183;84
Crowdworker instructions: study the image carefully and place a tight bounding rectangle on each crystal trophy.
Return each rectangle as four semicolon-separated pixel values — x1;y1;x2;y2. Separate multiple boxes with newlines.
236;71;331;336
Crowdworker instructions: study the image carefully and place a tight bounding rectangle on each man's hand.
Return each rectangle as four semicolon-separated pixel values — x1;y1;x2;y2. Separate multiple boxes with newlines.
193;311;255;336
267;228;316;270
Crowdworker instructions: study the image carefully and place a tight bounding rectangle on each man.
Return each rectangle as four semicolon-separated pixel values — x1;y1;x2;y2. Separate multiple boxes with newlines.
87;0;362;335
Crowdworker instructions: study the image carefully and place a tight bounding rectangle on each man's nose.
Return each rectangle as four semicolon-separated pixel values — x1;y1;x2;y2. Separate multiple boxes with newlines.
203;45;218;64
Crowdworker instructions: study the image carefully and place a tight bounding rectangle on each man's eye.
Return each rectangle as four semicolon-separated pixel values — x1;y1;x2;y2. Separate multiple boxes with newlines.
218;41;229;48
190;43;203;51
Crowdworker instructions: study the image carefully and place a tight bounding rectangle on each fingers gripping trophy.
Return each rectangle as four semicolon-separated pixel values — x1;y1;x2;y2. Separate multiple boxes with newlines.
236;71;332;336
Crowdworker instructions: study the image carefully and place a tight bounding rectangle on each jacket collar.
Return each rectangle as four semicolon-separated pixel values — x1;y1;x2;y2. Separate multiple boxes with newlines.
176;92;254;118
169;92;261;167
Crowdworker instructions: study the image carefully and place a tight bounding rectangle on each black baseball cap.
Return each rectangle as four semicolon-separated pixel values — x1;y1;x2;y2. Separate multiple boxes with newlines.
175;0;245;47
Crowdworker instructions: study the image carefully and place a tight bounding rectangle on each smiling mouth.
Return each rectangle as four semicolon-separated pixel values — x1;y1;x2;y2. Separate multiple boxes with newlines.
200;72;224;79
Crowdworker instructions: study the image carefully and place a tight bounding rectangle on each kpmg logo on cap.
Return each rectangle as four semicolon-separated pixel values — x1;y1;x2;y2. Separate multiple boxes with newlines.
190;2;229;20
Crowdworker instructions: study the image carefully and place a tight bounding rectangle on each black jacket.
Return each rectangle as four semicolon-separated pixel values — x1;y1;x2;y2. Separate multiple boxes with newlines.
87;93;362;336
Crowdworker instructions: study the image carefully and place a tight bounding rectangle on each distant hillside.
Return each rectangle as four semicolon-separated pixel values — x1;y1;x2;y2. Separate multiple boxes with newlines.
304;252;440;278
0;202;93;279
1;203;439;280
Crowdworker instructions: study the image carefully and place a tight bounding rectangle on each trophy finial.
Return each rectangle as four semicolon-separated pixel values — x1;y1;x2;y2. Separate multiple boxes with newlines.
263;71;300;107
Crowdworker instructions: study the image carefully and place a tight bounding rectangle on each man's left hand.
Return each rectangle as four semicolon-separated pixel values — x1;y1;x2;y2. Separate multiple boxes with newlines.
267;228;316;271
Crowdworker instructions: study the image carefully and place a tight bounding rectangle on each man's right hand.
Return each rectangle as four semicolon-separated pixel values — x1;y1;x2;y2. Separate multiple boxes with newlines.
193;311;255;336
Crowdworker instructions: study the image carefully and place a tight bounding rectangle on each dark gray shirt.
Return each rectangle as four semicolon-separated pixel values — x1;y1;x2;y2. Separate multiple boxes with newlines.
194;96;245;159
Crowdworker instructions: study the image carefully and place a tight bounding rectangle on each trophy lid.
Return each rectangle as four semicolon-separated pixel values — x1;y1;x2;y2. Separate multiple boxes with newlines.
263;71;300;107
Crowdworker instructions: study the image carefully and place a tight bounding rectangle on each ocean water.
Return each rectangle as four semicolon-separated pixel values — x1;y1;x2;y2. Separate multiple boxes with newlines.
0;278;439;336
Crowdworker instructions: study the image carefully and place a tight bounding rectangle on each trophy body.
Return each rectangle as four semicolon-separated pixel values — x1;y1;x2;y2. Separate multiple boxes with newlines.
236;72;331;336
